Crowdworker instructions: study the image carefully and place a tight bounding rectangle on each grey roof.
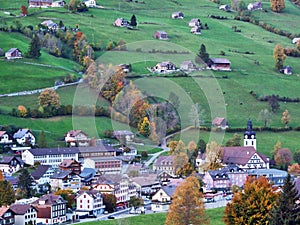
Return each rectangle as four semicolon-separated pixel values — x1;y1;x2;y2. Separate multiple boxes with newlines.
33;193;66;205
31;165;51;180
79;168;96;182
51;170;71;179
78;146;115;153
162;185;177;197
154;156;174;166
0;156;23;165
6;48;20;54
28;147;80;156
13;129;31;139
210;58;231;64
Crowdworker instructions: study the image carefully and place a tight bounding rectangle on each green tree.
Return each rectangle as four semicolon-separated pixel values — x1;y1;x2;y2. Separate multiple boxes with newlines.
270;0;285;12
103;194;117;213
195;44;209;64
226;133;242;146
258;108;272;127
38;130;47;148
273;43;286;70
269;174;300;224
223;176;278;225
281;109;291;128
129;196;143;208
26;34;41;58
17;168;34;198
165;176;208;225
0;180;16;206
197;139;206;154
294;150;300;164
268;95;280;113
130;14;137;27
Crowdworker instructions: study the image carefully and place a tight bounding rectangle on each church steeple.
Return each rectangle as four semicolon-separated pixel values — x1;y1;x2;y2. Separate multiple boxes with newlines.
244;119;256;150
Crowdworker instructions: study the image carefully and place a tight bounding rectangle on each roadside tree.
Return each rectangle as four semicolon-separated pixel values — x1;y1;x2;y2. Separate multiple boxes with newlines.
38;88;60;108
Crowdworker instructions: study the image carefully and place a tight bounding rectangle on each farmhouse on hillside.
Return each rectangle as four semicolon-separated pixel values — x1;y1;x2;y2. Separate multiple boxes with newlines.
190;26;201;34
113;18;129;27
247;2;262;11
292;37;300;44
154;31;168;40
207;58;231;71
188;18;201;27
212;117;229;130
5;48;22;60
41;20;58;30
28;0;53;8
151;61;177;74
180;60;197;71
13;128;35;146
171;11;184;19
64;130;90;147
219;4;231;11
51;0;65;7
279;66;292;75
83;0;96;7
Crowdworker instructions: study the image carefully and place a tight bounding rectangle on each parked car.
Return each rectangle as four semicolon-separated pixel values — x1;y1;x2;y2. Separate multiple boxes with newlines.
108;216;115;219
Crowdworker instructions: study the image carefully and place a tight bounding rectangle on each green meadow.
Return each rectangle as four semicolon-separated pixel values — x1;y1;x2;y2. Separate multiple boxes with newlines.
0;0;300;154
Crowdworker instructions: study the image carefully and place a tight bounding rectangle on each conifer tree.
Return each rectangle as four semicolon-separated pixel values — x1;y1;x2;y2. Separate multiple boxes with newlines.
269;174;300;225
26;34;41;58
195;44;210;64
0;180;16;206
130;14;137;27
17;168;34;198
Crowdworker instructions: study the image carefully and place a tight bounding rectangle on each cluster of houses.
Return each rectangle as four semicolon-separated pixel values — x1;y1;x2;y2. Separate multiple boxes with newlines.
150;57;232;74
28;0;97;8
0;120;297;224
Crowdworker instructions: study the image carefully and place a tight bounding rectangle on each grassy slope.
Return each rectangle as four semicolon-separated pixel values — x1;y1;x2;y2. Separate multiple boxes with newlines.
0;0;300;152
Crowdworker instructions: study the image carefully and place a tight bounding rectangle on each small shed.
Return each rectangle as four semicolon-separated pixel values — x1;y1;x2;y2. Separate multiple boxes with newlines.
190;26;201;34
180;60;197;71
188;18;201;27
171;11;184;19
280;66;292;75
154;31;168;40
207;58;231;71
5;48;22;60
113;18;129;27
247;2;262;11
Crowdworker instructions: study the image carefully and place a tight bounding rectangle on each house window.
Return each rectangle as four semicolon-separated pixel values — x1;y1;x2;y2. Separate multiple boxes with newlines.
80;205;82;208
80;200;82;203
84;194;86;198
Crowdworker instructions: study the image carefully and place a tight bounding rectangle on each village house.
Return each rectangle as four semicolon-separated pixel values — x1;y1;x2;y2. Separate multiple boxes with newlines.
247;2;263;11
83;0;96;7
113;130;135;144
212;117;229;130
154;31;168;40
0;131;13;144
13;128;35;146
151;185;176;212
153;156;176;177
50;170;82;192
65;130;90;147
79;167;97;186
0;156;24;176
41;20;58;31
131;173;161;196
151;61;177;74
0;206;15;225
248;168;288;187
207;58;231;71
93;174;137;204
28;0;53;7
10;204;37;225
180;60;197;71
32;194;67;225
5;48;22;60
31;164;54;192
219;4;231;11
59;159;81;174
22;147;79;167
188;18;201;27
51;0;66;7
113;18;129;27
280;66;292;75
190;26;201;35
171;11;184;19
76;190;105;217
292;37;300;44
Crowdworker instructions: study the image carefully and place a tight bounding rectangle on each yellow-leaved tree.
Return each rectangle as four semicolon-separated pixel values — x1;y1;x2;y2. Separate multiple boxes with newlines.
223;176;278;225
165;175;208;225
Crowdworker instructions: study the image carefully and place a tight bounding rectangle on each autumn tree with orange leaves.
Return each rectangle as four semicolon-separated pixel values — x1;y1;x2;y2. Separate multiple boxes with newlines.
165;176;208;225
223;176;278;225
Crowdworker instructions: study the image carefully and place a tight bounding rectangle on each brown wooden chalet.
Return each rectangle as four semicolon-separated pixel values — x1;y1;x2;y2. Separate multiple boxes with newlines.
59;159;81;174
28;0;53;8
207;58;231;71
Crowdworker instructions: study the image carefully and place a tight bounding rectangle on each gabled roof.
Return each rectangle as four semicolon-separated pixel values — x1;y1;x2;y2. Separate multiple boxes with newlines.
10;204;36;215
66;130;88;138
155;30;167;34
210;58;231;64
131;174;159;186
76;190;101;199
162;185;177;197
79;168;96;181
59;159;80;168
154;156;174;166
212;117;227;126
51;170;72;179
31;165;51;180
27;147;80;156
221;146;256;165
97;174;128;185
13;129;32;139
0;156;23;165
33;193;66;205
0;131;7;137
0;206;10;217
6;48;21;54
